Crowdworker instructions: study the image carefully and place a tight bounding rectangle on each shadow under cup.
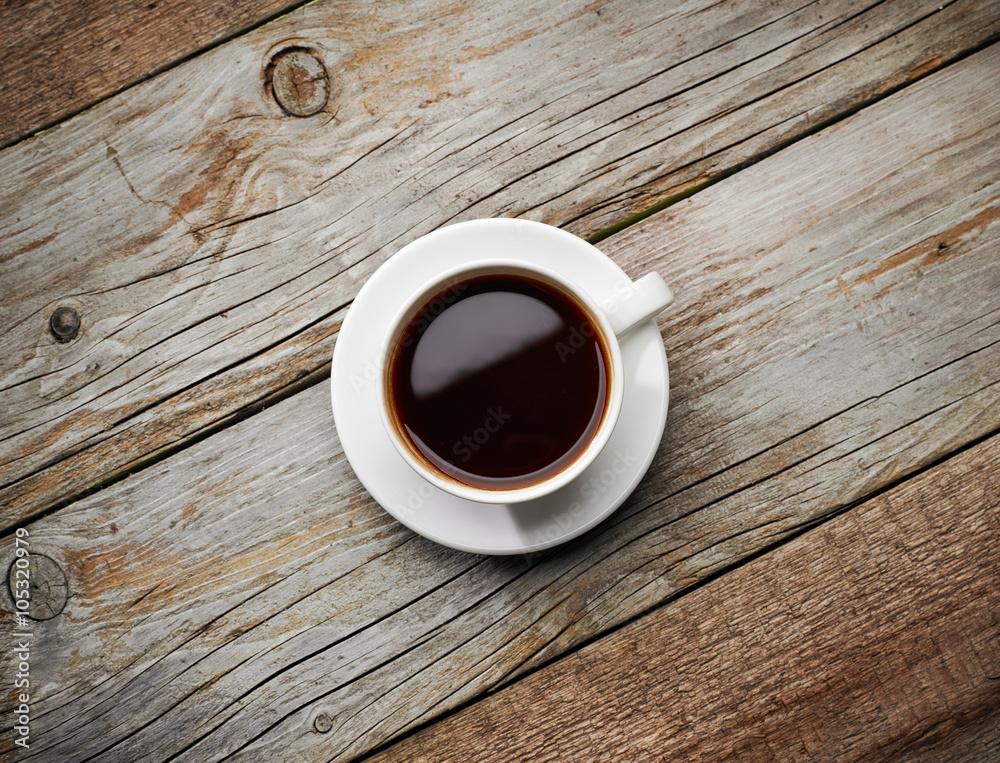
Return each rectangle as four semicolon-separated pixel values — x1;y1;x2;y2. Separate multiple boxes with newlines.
380;264;621;501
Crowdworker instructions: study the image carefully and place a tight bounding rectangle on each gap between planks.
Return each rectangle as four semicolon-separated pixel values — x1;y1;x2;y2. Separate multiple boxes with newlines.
1;42;998;762
3;0;1000;530
0;0;315;150
5;26;1000;536
358;423;1000;762
363;433;1000;762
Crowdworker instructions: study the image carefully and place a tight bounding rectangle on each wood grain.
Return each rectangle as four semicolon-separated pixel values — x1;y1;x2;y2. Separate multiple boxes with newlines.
2;43;998;762
0;0;302;149
366;436;1000;763
3;0;999;529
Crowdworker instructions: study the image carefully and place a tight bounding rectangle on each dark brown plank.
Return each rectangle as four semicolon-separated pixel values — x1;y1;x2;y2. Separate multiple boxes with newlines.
0;0;302;149
1;43;998;762
3;0;999;529
367;436;1000;762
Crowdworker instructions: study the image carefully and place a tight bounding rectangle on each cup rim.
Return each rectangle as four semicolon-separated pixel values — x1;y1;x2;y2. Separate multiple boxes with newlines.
376;258;625;504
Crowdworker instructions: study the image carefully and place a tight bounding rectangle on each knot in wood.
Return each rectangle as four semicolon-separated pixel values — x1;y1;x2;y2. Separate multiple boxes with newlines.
8;553;69;620
49;306;80;342
270;48;329;117
313;712;334;734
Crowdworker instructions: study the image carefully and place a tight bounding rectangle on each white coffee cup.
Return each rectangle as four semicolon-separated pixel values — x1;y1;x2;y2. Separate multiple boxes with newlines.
375;221;673;505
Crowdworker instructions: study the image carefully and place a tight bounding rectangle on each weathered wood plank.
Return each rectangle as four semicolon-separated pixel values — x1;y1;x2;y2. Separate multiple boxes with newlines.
2;43;999;762
366;435;1000;763
3;0;998;529
0;0;302;149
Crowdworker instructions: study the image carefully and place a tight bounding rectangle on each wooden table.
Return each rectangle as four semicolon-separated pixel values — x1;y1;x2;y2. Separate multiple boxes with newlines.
2;1;999;760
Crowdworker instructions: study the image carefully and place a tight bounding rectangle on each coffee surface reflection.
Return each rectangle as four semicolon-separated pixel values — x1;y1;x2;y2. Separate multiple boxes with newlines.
388;274;610;490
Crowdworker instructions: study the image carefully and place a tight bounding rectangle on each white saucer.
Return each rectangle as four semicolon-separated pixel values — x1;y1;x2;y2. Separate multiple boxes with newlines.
330;219;669;555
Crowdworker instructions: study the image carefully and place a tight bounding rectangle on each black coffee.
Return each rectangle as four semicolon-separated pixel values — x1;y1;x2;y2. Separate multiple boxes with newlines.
388;273;610;490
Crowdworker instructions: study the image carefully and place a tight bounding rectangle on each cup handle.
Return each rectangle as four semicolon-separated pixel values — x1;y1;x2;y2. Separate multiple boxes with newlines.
599;272;674;337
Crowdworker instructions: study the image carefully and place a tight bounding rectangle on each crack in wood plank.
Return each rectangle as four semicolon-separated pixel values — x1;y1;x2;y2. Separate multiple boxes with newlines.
3;10;1000;763
360;432;1000;761
3;0;998;531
